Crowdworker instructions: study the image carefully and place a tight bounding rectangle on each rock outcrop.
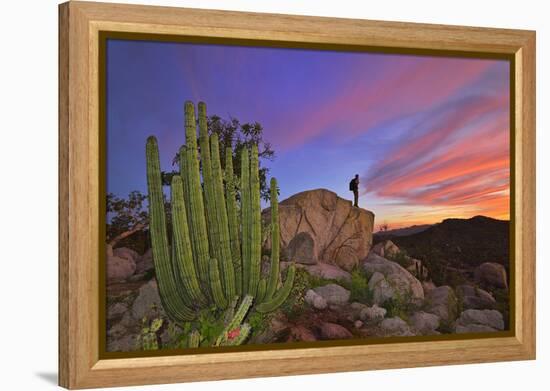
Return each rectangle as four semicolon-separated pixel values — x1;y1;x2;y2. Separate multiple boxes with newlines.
262;189;374;271
475;262;508;290
455;309;504;333
424;286;458;324
362;252;424;302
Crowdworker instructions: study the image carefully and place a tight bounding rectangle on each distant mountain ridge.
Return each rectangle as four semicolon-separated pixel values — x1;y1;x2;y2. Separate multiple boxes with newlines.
374;224;432;238
380;215;510;270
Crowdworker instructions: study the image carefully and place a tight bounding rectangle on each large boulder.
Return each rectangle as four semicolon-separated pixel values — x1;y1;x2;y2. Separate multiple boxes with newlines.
456;285;496;310
424;286;458;323
367;272;395;305
455;309;504;333
262;189;374;271
299;262;352;283
409;311;440;335
475;262;508;290
380;317;412;336
362;253;424;302
313;284;350;306
107;255;136;282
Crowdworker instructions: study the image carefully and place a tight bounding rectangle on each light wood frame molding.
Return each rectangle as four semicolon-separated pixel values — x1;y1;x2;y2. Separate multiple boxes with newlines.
58;1;536;389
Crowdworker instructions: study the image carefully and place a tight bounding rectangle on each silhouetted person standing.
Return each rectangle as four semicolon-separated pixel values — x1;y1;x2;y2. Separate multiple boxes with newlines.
349;174;360;207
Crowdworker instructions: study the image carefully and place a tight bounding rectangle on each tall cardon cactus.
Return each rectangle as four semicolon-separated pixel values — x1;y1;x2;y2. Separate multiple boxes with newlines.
146;101;295;347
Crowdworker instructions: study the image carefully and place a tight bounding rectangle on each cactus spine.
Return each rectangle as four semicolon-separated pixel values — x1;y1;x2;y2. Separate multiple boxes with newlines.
145;101;295;346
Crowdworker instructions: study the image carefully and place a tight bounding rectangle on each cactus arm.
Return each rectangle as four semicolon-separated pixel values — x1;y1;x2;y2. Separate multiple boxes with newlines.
219;323;251;346
215;295;254;346
240;148;251;295
257;278;267;303
208;258;228;309
225;147;242;295
210;133;236;299
188;330;201;348
255;264;296;313
146;136;195;322
264;177;280;301
171;175;208;306
184;102;211;290
248;144;262;296
198;102;220;265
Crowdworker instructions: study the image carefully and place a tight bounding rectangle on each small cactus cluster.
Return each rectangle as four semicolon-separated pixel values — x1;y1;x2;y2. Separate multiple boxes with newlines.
146;101;295;347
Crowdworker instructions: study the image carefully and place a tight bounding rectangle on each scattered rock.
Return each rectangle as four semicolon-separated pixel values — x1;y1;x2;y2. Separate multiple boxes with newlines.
305;289;328;310
424;286;458;323
455;309;504;333
363;253;424;302
262;189;374;271
380;317;412;336
107;322;128;339
313;284;350;306
409;311;440;335
359;304;387;323
456;285;496;310
289;325;317;342
319;322;353;339
371;240;400;258
108;334;138;352
107;255;136;282
301;262;352;283
107;302;128;320
475;262;508;290
136;248;154;274
132;279;164;320
113;247;140;262
354;320;364;329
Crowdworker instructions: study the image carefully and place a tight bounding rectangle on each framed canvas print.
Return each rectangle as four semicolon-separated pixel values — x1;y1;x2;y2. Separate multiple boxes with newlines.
58;1;536;389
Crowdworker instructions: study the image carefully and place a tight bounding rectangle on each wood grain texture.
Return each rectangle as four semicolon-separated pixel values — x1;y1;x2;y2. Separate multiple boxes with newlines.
58;1;536;389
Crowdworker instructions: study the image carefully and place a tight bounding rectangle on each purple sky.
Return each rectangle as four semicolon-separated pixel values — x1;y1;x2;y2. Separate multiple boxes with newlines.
106;39;510;228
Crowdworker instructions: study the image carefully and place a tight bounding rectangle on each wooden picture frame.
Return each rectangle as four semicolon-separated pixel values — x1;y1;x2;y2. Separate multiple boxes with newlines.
58;1;536;389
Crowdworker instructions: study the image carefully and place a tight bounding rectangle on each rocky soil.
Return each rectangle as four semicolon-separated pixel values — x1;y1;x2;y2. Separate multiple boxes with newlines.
105;189;509;352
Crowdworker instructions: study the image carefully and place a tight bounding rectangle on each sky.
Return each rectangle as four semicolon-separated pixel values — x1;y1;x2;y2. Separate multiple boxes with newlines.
106;39;510;229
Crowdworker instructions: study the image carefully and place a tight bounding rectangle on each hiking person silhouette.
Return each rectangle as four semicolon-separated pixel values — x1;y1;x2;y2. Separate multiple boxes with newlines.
349;174;360;207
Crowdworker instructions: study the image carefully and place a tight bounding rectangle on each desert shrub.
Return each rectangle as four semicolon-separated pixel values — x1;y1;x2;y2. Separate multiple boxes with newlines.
387;250;413;269
382;290;414;321
346;268;373;304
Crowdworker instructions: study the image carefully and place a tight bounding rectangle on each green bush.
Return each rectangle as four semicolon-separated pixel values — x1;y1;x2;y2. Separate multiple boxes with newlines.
346;269;373;304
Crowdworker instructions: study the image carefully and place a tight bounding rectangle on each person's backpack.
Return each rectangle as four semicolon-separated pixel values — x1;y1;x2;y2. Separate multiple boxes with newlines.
349;179;355;191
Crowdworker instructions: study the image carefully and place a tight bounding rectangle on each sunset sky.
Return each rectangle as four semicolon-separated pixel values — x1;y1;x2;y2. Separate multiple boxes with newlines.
106;39;510;230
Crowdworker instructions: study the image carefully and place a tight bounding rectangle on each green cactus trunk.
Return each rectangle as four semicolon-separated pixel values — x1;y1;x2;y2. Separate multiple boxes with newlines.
170;175;208;306
264;177;280;301
146;136;195;322
240;148;251;295
256;264;296;313
224;147;242;295
248;145;262;296
184;102;210;291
